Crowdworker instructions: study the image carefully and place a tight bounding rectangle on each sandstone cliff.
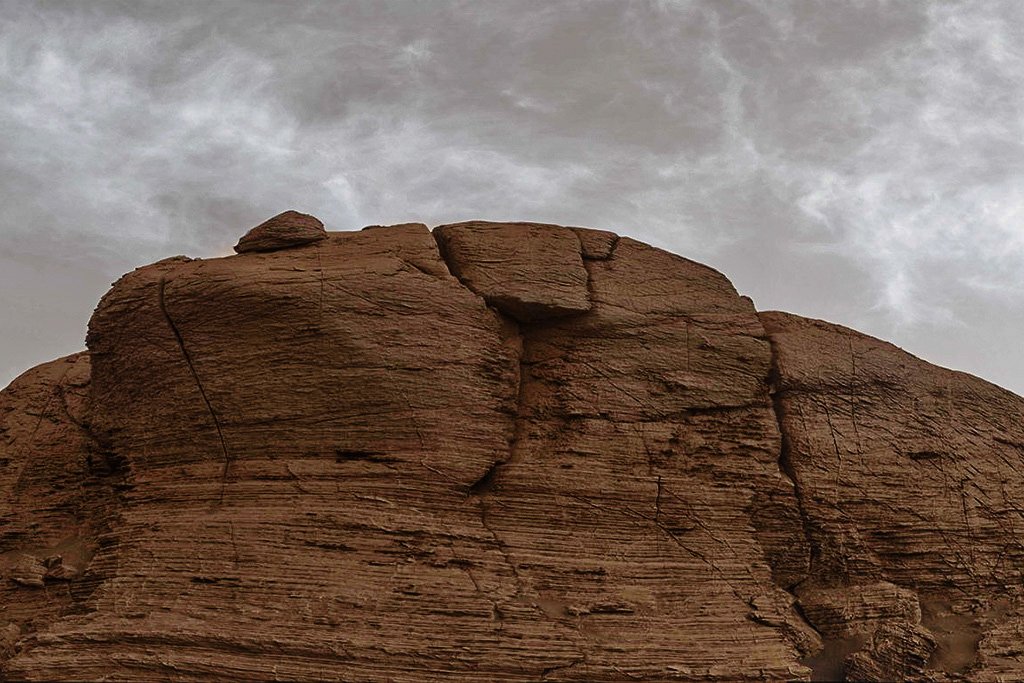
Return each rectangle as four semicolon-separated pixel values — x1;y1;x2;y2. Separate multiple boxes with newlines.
1;217;1021;681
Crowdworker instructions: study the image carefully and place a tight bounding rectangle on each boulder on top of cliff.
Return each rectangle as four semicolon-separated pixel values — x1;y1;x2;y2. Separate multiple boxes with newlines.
433;221;591;322
233;210;327;253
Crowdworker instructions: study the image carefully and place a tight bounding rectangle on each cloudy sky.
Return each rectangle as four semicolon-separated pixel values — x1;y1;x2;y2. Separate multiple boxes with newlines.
2;0;1024;395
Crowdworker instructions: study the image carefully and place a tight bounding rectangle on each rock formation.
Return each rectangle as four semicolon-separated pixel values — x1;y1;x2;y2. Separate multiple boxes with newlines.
1;216;1021;681
233;210;327;253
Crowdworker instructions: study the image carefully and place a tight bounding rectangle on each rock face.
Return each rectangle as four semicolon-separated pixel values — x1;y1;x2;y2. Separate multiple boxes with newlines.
761;312;1024;681
1;218;1022;681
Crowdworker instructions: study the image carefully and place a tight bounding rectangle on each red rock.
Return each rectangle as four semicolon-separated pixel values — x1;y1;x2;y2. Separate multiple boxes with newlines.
0;219;1021;680
233;210;326;253
448;228;814;678
434;221;591;321
843;621;936;681
761;310;1024;679
0;352;113;627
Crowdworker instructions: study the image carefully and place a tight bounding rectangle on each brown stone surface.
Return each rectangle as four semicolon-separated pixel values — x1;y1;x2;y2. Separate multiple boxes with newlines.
762;310;1024;680
0;219;1022;680
0;353;123;662
233;210;326;253
443;227;812;679
434;221;591;322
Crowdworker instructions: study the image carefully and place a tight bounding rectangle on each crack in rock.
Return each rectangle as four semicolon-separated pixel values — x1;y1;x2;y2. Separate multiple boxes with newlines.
157;277;232;504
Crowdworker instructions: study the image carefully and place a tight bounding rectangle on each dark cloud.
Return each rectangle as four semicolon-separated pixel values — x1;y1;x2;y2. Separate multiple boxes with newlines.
2;0;1023;395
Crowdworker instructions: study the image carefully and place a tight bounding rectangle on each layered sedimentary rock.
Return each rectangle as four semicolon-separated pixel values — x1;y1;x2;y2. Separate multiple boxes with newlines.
433;221;591;321
761;312;1024;681
434;222;813;678
0;353;124;663
1;216;1022;681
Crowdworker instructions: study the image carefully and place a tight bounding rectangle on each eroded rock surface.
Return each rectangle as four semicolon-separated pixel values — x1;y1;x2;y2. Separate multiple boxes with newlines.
762;311;1024;680
0;218;1022;681
0;353;122;662
433;221;591;321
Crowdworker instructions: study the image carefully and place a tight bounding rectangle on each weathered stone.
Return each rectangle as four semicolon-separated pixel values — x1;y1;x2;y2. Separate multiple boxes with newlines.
0;219;1022;680
0;352;113;638
572;226;619;260
9;556;45;588
433;221;591;321
843;621;936;681
796;581;921;639
761;310;1024;679
233;210;327;253
0;624;20;660
448;232;811;679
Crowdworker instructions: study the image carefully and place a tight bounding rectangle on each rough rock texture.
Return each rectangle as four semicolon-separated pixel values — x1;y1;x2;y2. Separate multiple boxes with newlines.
433;221;591;321
0;353;125;665
762;311;1024;680
233;210;326;253
1;218;1022;681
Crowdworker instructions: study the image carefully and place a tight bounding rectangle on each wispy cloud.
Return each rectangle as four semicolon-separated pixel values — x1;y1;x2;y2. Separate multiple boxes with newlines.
1;0;1023;394
744;1;1024;326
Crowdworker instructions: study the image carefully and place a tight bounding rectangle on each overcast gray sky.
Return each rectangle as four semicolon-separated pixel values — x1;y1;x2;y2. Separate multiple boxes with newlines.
3;0;1024;395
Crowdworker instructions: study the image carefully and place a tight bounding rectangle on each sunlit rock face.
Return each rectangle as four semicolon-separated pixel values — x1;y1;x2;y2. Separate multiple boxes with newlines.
2;215;1022;681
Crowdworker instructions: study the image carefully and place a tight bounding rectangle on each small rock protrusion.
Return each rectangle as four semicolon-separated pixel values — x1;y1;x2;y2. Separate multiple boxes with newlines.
234;210;327;254
0;622;21;658
42;554;81;581
9;555;46;588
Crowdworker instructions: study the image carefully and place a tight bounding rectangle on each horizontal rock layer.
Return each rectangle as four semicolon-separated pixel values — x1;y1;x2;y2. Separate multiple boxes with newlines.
1;219;1021;681
762;311;1024;680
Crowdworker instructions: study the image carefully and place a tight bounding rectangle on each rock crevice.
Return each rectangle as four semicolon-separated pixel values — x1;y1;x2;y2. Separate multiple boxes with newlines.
157;277;233;504
434;224;594;676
